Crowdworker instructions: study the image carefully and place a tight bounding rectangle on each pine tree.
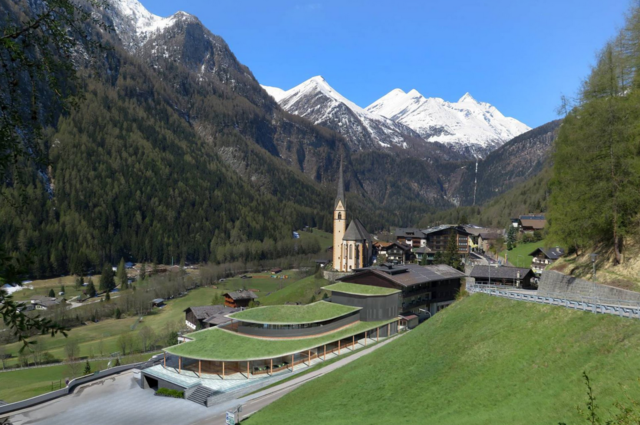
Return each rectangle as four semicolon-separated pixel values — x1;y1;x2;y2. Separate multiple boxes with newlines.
99;264;115;292
442;231;462;271
83;360;91;375
140;263;146;281
116;258;127;290
48;288;55;297
506;226;517;251
114;308;121;319
105;291;110;302
87;280;97;298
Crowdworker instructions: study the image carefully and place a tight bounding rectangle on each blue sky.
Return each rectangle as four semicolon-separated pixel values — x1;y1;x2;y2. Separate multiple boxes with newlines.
145;0;630;128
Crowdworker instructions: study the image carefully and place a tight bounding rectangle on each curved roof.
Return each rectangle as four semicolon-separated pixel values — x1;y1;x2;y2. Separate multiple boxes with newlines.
227;301;360;325
323;283;400;296
164;318;396;361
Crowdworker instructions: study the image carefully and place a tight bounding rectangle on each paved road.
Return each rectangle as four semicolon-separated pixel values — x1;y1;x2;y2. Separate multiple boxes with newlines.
2;333;403;425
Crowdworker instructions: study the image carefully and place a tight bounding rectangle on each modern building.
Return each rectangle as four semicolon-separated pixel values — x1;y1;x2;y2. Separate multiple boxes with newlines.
223;290;258;308
422;225;472;256
338;263;465;320
529;247;565;275
184;305;241;330
332;163;374;272
142;298;400;396
469;265;535;288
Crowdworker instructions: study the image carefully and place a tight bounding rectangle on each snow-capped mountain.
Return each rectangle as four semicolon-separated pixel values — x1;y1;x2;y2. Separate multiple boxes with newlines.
262;77;424;152
367;89;530;157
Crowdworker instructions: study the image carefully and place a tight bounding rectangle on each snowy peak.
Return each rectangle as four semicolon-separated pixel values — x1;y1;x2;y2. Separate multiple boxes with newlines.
458;92;476;103
262;77;422;151
365;88;530;156
106;0;195;50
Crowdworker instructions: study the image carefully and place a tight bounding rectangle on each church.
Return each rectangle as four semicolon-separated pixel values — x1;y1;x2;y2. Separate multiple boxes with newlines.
332;164;375;272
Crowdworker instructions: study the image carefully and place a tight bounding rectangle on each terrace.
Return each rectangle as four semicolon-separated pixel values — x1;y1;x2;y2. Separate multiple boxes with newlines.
322;283;401;296
227;301;361;325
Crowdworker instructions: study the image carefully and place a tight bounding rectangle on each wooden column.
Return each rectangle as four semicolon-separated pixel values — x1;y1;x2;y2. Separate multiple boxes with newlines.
352;335;355;349
247;361;250;379
377;327;379;342
270;359;273;376
324;345;326;360
163;352;166;368
338;340;341;355
178;357;181;374
291;354;294;372
307;350;311;366
199;360;201;378
222;361;225;379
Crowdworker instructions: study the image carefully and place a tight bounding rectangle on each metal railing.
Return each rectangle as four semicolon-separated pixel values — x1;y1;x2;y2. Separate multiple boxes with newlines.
467;284;640;320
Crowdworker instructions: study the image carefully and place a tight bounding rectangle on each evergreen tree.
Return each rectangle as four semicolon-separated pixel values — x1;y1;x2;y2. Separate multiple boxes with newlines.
75;275;83;290
86;280;97;298
140;263;146;281
99;264;115;292
60;284;65;295
105;291;110;302
83;360;91;375
506;226;517;251
48;288;55;297
116;258;127;290
442;231;463;271
114;308;121;319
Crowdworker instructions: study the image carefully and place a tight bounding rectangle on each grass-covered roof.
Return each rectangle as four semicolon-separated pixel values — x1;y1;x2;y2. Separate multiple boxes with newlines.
164;319;396;361
323;283;401;296
227;301;360;325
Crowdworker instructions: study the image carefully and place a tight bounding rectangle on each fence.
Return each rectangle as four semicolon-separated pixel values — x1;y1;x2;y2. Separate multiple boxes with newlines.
467;284;640;320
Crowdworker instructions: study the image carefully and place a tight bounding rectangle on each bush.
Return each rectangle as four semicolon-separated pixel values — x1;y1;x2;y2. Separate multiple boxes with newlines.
156;388;184;398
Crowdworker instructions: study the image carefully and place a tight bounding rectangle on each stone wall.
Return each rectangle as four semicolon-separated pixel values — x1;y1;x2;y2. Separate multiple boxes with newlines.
323;270;352;282
538;270;640;303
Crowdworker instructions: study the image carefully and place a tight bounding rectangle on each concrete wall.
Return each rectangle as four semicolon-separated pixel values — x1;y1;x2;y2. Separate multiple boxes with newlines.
323;270;352;282
237;312;359;338
0;362;153;415
538;270;640;303
331;293;400;321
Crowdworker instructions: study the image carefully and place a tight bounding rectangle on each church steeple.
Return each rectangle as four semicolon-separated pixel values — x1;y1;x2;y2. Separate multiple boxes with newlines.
335;160;345;209
332;159;347;271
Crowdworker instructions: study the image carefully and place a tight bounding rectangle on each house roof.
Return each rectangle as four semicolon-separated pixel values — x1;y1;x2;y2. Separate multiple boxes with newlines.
422;225;472;236
469;266;532;280
519;214;545;220
185;305;239;321
322;283;401;296
413;246;433;254
519;219;546;230
151;298;165;304
394;228;425;238
342;264;465;288
529;247;565;260
382;241;411;252
479;233;502;240
343;218;372;242
224;290;258;301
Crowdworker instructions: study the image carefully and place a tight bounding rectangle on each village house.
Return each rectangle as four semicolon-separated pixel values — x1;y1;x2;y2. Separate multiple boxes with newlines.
478;232;503;253
394;228;427;248
184;305;242;330
511;215;546;234
223;290;258;308
30;295;65;311
469;265;535;288
529;247;565;275
378;242;412;264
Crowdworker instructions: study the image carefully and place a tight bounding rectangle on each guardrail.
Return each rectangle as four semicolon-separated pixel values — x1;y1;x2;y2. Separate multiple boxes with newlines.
468;284;640;320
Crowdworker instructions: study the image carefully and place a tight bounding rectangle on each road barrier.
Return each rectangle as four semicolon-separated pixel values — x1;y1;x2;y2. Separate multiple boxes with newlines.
467;284;640;320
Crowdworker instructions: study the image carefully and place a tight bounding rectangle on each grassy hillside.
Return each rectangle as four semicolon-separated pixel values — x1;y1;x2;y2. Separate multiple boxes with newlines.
259;275;330;306
247;294;640;425
500;240;547;268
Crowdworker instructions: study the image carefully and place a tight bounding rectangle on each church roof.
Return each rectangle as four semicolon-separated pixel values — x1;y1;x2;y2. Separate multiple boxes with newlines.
343;218;372;242
335;161;345;209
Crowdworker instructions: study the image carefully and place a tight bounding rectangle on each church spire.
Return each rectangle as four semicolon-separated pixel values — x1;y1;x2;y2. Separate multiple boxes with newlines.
335;159;345;209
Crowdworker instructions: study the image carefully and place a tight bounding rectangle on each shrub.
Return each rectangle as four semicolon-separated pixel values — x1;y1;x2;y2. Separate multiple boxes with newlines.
156;388;184;398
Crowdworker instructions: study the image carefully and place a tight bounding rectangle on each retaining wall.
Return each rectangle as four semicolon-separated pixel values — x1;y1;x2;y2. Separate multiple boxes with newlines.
0;361;156;416
538;271;640;303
